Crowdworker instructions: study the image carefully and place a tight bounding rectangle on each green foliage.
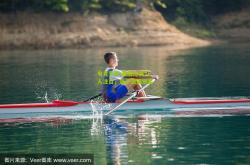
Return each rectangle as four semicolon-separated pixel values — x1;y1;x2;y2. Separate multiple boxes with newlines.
0;0;249;23
0;0;167;13
100;0;136;12
172;17;216;38
202;0;250;15
68;0;101;13
154;0;167;8
155;0;250;24
155;0;207;23
44;0;69;12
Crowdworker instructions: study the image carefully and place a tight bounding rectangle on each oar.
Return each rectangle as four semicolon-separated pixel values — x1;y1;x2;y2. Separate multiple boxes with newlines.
83;93;102;102
104;78;156;115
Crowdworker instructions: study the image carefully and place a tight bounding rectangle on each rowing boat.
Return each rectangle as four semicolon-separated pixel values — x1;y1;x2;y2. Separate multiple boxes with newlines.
1;96;250;119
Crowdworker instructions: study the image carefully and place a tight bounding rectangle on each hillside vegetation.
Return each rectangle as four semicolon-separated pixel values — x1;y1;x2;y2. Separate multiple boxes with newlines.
1;0;249;23
213;8;250;41
0;8;209;49
0;0;249;49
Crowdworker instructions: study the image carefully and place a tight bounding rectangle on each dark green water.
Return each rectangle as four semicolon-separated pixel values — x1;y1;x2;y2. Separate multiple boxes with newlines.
0;43;250;164
1;117;250;165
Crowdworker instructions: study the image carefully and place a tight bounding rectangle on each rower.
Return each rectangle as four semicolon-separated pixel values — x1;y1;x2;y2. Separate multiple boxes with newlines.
102;52;158;103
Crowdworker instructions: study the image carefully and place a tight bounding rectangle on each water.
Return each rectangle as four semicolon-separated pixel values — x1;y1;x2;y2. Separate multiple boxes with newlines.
0;43;250;164
0;116;250;164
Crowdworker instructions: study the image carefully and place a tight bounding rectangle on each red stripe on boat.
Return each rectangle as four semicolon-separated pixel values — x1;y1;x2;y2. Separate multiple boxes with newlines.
173;99;250;104
127;99;145;103
0;100;79;108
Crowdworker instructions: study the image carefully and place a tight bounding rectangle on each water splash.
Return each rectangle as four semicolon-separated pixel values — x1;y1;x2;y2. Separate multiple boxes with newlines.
35;82;62;102
89;97;114;113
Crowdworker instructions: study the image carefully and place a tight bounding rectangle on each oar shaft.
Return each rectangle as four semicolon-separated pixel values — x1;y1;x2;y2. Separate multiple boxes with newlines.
83;93;102;102
105;79;156;115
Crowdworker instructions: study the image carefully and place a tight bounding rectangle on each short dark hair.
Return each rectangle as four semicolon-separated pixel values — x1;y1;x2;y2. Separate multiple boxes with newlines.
104;52;116;64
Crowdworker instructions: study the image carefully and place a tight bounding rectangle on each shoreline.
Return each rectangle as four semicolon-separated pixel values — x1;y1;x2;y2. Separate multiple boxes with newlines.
0;9;211;50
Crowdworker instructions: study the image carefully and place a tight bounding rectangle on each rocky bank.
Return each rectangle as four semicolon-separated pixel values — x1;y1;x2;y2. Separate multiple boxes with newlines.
0;9;210;50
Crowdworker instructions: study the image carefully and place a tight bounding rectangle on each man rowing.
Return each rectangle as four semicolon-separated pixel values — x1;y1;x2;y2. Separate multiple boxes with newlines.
102;52;158;103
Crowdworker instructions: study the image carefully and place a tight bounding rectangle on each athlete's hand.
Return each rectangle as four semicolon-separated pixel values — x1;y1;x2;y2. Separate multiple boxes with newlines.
152;75;159;80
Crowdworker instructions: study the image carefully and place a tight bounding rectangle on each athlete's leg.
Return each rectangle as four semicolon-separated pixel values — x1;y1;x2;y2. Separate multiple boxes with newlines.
124;78;147;97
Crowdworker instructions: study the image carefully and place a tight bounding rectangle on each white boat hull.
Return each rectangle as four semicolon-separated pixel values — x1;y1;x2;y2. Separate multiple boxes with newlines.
1;98;250;119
